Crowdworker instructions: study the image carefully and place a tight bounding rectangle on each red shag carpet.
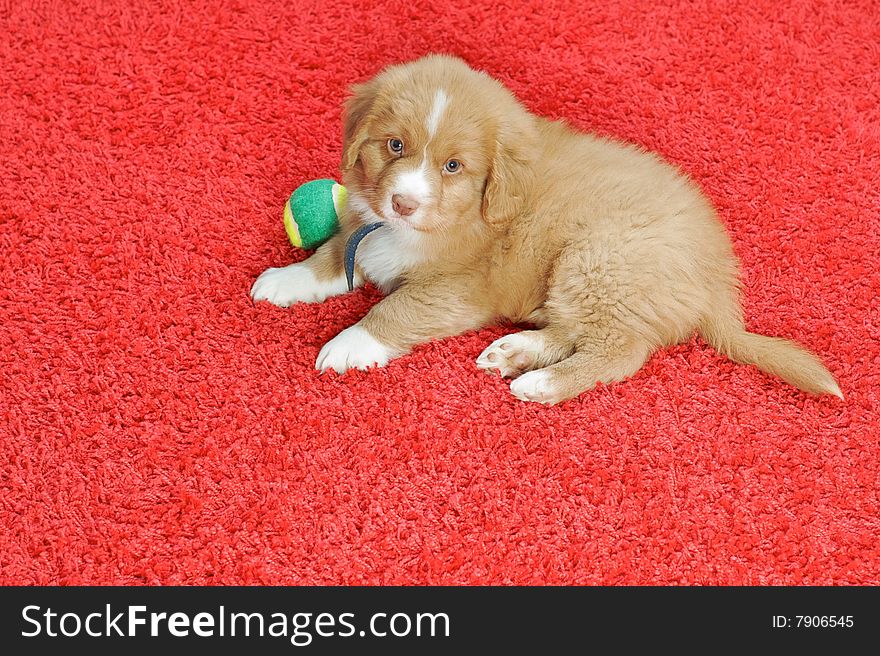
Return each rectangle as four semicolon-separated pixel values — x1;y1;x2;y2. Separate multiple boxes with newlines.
1;0;878;585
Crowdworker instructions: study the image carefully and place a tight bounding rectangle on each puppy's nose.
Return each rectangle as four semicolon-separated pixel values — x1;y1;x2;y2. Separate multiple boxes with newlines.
391;194;420;217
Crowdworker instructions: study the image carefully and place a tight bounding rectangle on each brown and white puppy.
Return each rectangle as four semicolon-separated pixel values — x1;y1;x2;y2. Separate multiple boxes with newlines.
251;55;841;404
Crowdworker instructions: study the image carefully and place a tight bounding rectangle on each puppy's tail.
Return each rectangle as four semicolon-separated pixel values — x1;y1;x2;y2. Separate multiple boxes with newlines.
700;311;843;399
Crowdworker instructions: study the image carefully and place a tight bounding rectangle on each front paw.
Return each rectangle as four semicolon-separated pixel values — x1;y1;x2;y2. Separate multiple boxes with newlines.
316;326;398;374
250;264;344;306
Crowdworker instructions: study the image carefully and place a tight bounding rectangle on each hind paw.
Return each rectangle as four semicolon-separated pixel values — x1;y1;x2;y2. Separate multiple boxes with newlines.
476;331;545;378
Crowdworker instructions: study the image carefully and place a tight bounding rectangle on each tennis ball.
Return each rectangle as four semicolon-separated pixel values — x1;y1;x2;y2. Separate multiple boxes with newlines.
283;179;347;250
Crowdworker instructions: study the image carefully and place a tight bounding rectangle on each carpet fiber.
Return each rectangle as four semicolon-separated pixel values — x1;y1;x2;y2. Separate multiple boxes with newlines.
2;0;878;585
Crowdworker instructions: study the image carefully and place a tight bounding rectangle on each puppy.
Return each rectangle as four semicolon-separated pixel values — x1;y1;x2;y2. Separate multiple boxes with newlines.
251;55;841;404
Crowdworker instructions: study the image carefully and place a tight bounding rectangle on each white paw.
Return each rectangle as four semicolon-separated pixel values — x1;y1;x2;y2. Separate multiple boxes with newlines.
250;263;347;306
316;326;397;374
510;370;558;404
476;331;545;378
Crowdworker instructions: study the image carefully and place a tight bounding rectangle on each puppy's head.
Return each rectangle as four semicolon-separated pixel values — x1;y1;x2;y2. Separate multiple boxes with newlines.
340;55;535;238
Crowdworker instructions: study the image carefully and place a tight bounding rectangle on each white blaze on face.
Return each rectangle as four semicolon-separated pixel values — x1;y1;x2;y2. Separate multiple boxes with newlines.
394;167;432;202
389;89;450;218
425;88;449;139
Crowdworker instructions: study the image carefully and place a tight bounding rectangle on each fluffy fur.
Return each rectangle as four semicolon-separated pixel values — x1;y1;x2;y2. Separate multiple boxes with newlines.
251;55;841;404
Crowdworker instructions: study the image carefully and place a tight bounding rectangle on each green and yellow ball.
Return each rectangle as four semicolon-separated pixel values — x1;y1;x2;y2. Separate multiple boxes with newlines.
283;179;347;250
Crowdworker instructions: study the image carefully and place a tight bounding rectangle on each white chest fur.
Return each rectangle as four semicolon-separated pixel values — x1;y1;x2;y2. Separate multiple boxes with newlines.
355;227;425;292
346;191;426;292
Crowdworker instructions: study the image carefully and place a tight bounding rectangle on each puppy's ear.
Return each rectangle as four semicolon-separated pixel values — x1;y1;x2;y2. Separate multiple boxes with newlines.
341;79;380;172
481;121;535;225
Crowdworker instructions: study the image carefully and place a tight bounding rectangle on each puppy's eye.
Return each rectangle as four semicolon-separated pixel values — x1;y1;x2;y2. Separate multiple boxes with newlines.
444;159;462;174
388;138;404;155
